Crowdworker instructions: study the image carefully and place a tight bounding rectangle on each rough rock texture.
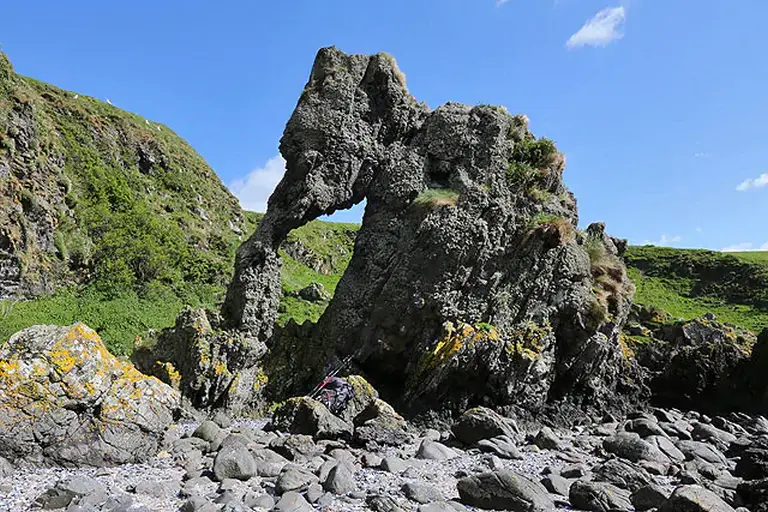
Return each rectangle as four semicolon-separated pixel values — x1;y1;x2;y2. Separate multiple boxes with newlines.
658;485;736;512
271;397;353;440
451;407;520;445
222;46;645;422
0;323;179;467
631;317;759;414
132;307;267;415
456;470;555;511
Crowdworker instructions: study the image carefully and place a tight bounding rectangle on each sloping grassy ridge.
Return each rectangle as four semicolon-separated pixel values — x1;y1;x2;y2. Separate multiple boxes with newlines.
625;246;768;332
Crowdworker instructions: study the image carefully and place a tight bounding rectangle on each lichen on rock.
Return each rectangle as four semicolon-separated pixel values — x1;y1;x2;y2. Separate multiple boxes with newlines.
131;306;267;415
0;323;179;467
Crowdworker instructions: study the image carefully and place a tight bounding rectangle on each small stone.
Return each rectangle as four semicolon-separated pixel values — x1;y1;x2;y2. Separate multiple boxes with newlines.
306;482;324;503
632;484;670;511
273;491;314;512
324;463;356;494
560;463;588;479
541;474;571;496
134;480;180;498
403;482;444;504
244;492;275;509
193;420;223;443
417;440;457;461
362;452;384;468
213;445;257;481
534;427;562;450
276;467;318;494
381;456;407;473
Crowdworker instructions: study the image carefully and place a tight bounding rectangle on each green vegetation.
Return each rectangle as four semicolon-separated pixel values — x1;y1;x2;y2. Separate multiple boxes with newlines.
0;285;221;356
625;246;768;333
506;137;558;184
731;251;768;265
1;215;361;352
413;188;460;207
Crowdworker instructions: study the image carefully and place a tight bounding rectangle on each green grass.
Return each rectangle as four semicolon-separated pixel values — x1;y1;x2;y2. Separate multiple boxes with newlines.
1;214;361;352
626;246;768;333
731;251;768;265
0;284;222;356
413;189;460;207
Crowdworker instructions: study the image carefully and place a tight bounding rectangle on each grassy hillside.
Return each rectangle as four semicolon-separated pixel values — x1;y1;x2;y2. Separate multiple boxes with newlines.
0;50;361;354
0;212;359;353
625;246;768;332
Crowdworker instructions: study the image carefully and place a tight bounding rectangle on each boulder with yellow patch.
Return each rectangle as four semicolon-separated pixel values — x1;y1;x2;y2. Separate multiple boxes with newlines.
0;323;180;467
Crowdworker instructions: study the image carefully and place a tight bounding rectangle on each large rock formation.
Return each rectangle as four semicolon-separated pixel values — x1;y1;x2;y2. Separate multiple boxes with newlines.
220;46;645;422
132;307;268;415
0;323;180;467
629;315;768;415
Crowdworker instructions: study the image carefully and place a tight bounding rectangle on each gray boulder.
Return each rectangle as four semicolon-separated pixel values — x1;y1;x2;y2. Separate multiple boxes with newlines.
457;470;555;511
477;435;523;460
271;397;353;441
593;457;653;492
192;421;223;443
569;480;633;511
534;426;562;450
632;484;670;511
417;440;458;461
381;456;407;473
276;467;318;494
0;457;14;477
451;407;520;445
676;440;729;465
418;503;468;512
541;474;571;496
323;463;356;494
658;485;736;512
273;491;314;512
212;445;257;481
353;399;411;446
603;432;669;463
0;324;180;467
251;448;288;477
403;482;444;504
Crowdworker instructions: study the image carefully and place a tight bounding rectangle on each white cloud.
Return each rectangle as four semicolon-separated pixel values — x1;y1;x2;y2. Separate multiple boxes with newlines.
721;242;768;252
642;234;682;247
736;173;768;192
228;155;286;213
566;6;626;48
694;152;710;158
495;0;510;5
696;227;703;233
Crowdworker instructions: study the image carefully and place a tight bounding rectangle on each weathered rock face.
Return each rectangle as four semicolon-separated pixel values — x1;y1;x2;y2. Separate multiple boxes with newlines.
132;307;267;415
0;323;179;467
222;46;644;421
629;316;765;415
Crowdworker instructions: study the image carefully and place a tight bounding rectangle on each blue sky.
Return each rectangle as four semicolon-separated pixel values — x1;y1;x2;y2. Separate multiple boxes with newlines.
2;1;767;251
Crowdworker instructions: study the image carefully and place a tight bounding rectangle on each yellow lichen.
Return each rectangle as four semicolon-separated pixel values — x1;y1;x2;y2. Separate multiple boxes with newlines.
212;360;229;376
252;367;268;390
618;334;635;360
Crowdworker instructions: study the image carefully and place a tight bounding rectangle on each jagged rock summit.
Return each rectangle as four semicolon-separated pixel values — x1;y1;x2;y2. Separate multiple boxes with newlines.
217;46;644;422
